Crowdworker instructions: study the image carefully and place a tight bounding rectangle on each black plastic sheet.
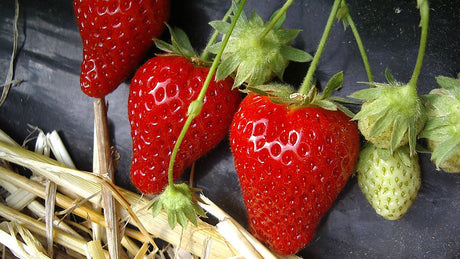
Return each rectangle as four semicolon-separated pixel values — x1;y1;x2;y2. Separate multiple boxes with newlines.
0;0;459;258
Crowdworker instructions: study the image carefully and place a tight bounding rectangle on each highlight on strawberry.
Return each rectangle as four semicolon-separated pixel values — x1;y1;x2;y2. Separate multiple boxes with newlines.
230;0;361;254
73;0;170;98
421;74;460;173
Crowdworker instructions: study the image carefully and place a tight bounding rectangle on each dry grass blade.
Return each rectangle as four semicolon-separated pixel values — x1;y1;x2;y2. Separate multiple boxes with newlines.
0;224;49;259
93;98;121;258
0;141;239;258
0;203;107;257
84;240;106;259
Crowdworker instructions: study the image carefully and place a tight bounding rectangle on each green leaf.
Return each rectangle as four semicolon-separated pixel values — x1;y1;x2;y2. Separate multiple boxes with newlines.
276;29;301;43
336;1;350;28
268;8;287;30
329;96;361;105
315;99;338;111
390;115;408;153
154;39;178;54
249;11;264;27
216;53;240;81
349;87;383;100
233;61;254;87
369;108;392;137
176;211;188;229
319;71;343;99
206;42;222;55
209;20;231;34
246;83;294;97
150;199;162;217
385;68;397;84
280;45;313;63
333;101;355;117
436;76;460;100
168;25;196;58
168;211;177;229
408;119;418;155
268;52;286;79
431;136;460;168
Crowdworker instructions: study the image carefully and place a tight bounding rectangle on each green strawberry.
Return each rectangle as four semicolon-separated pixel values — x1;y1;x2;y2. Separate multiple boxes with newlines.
357;143;421;220
209;2;312;88
420;74;460;173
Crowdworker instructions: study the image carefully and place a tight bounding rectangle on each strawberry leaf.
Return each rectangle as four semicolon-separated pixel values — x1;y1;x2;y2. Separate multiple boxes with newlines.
216;52;240;81
436;75;460;100
209;20;231;34
431;135;460;169
385;68;397;84
319;71;343;99
268;8;287;30
280;45;313;63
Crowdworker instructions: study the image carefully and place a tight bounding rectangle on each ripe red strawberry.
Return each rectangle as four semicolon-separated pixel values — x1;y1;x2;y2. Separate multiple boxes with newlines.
230;92;360;255
73;0;170;98
128;55;241;195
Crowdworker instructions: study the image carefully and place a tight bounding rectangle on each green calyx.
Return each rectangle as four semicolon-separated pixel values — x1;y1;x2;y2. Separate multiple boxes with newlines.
154;24;201;62
249;71;356;117
350;70;427;155
150;183;206;229
420;74;460;172
209;3;312;88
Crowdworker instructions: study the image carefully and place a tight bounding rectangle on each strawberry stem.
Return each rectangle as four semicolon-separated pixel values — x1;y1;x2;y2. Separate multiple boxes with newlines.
200;3;235;62
167;0;247;188
298;0;342;95
408;0;429;89
342;0;373;82
259;0;294;39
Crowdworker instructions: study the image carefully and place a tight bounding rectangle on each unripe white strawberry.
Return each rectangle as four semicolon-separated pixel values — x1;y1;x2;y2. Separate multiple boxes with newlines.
357;143;421;220
421;74;460;173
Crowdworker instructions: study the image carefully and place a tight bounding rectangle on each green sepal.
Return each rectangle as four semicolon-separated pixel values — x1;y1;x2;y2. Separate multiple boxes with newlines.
436;75;460;100
280;45;313;63
318;71;343;99
149;183;206;229
154;24;197;59
349;85;385;100
385;68;397;85
209;20;231;34
336;0;350;29
430;136;460;169
268;8;287;30
215;53;241;82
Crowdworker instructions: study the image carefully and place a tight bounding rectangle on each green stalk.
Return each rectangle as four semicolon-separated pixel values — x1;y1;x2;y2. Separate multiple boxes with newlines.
167;0;247;187
408;0;429;89
200;3;235;61
298;0;342;95
346;9;373;82
259;0;295;39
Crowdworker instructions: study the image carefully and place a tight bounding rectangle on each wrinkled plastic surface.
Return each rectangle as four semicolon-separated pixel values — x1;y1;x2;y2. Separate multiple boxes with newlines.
0;0;458;257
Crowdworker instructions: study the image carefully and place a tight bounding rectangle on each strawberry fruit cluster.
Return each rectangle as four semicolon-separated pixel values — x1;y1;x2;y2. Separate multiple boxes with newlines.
72;0;459;256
